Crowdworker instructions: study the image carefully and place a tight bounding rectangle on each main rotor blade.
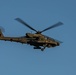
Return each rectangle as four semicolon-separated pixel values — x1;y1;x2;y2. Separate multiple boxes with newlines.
15;18;37;32
44;35;63;43
41;22;63;33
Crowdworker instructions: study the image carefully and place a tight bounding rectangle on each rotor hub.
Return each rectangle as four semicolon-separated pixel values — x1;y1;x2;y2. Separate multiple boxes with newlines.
36;31;41;34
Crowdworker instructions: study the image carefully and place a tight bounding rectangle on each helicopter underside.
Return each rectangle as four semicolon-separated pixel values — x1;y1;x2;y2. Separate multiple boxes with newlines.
0;38;59;51
27;41;59;51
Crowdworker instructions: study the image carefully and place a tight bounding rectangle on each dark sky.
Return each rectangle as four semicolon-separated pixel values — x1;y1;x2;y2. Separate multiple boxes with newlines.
0;0;76;75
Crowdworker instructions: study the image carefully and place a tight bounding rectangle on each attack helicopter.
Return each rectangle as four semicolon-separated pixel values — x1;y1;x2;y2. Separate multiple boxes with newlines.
0;18;63;51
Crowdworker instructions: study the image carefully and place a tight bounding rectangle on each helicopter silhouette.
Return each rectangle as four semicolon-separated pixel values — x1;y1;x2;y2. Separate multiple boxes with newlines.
0;18;63;51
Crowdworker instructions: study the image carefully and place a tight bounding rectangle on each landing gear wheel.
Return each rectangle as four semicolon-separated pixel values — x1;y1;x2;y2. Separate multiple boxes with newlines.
41;47;45;51
41;48;44;51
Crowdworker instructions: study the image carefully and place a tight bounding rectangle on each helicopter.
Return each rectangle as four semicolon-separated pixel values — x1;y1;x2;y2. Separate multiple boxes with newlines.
0;18;63;51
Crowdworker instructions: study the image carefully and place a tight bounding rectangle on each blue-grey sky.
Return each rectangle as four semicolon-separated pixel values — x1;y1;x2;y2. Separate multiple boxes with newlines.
0;0;76;75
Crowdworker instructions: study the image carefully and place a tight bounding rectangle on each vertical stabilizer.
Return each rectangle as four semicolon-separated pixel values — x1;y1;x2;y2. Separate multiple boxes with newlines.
0;29;4;37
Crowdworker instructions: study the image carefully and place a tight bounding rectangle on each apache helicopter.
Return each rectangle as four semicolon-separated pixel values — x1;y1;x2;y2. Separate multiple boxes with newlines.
0;18;63;51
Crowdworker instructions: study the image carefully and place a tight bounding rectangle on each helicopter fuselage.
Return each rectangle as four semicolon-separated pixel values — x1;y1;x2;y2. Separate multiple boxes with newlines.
0;32;59;51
